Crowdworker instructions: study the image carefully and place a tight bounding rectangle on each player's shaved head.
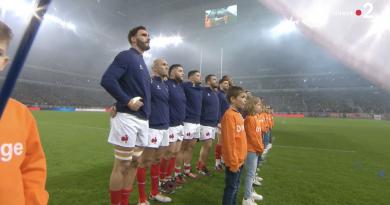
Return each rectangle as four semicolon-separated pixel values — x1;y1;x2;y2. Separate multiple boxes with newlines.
152;58;168;77
152;58;164;67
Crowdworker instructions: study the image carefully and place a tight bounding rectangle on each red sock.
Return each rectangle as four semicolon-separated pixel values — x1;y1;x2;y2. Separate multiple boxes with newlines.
110;190;122;205
184;163;191;174
160;158;168;180
151;164;160;196
166;157;176;177
137;167;147;203
215;144;222;160
197;161;205;170
175;166;182;177
120;189;132;205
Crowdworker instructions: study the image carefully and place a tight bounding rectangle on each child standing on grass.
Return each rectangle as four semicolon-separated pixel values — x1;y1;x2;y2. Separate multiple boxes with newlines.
0;20;49;205
266;106;274;150
242;97;264;205
221;86;247;205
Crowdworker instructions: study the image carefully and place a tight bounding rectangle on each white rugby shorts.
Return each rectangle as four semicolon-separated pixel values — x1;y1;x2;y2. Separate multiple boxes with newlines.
108;112;149;148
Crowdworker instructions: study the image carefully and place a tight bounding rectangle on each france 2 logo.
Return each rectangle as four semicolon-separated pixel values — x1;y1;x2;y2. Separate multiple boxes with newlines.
357;2;375;19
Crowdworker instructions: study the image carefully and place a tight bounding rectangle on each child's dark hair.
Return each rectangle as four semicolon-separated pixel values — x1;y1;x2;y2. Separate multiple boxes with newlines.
0;21;13;45
226;86;245;103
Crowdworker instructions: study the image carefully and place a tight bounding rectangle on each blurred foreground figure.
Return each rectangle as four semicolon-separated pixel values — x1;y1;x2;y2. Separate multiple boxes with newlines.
0;20;49;205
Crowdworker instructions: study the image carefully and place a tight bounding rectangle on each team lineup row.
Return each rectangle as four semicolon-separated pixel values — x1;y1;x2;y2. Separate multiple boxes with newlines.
100;25;274;205
0;21;275;205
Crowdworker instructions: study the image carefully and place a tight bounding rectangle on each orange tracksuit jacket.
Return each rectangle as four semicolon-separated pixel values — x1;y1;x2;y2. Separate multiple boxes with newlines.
0;99;49;205
221;107;247;172
269;113;274;129
257;113;269;133
244;115;264;154
266;113;273;130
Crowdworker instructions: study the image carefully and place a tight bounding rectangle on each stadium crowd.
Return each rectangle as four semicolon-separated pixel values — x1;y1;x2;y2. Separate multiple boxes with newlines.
3;71;389;114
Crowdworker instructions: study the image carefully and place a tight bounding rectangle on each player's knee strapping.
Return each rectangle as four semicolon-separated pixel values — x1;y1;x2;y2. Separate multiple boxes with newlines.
114;149;134;161
132;149;144;158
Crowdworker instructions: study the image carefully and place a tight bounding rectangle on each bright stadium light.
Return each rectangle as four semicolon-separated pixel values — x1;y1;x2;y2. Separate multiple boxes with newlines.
226;5;237;16
0;0;77;32
364;6;390;39
151;35;183;48
270;18;298;38
45;15;77;32
0;0;35;21
300;4;330;29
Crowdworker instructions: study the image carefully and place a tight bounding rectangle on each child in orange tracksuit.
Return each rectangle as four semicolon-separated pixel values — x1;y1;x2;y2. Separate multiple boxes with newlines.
256;106;269;170
221;86;247;205
242;97;264;205
267;106;274;146
260;106;271;150
0;21;49;205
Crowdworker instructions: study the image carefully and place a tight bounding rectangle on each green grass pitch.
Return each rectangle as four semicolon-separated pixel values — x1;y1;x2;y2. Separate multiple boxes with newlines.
33;111;390;205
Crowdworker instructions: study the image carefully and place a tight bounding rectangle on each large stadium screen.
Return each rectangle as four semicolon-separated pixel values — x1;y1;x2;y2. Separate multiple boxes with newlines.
204;4;237;28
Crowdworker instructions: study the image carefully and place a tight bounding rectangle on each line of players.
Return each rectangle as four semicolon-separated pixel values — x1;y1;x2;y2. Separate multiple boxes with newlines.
101;26;274;205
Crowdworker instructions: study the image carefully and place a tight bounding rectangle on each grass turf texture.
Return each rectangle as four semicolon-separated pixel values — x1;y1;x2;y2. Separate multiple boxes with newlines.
33;111;390;205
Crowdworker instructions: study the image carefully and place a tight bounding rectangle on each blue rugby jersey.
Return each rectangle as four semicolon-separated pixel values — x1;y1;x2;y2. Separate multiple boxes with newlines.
166;79;186;126
182;81;203;124
200;87;220;127
149;77;170;129
101;48;151;119
217;90;229;122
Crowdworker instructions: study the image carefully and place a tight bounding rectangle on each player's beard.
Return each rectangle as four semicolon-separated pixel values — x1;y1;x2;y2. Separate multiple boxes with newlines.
211;83;218;89
220;85;228;92
137;39;150;52
175;75;183;83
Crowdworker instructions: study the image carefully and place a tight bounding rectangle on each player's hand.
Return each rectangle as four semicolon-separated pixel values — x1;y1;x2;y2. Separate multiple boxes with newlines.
110;106;117;118
127;97;144;111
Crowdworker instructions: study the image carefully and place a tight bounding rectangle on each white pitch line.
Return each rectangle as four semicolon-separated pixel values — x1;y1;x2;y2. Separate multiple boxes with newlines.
274;145;356;153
